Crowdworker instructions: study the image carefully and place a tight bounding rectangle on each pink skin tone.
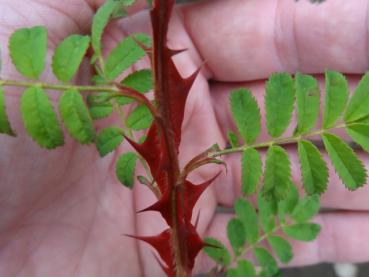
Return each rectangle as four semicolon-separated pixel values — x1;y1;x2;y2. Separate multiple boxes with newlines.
0;0;369;276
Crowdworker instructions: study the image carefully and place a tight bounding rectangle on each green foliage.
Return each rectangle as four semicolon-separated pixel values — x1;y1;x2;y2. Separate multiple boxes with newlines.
254;247;279;276
241;147;262;195
234;198;259;244
21;86;64;149
203;237;231;266
126;105;153;130
227;218;246;256
96;127;124;157
278;185;299;219
283;223;321;241
116;152;137;188
298;140;328;194
346;123;369;153
261;146;291;203
322;133;367;190
258;194;276;233
87;93;114;119
52;35;90;82
295;73;320;134
323;71;348;128
0;87;15;136
59;89;95;144
267;236;293;264
345;72;369;122
104;34;151;80
265;73;294;137
227;131;239;148
9;26;47;79
227;260;256;277
290;194;320;222
230;88;261;144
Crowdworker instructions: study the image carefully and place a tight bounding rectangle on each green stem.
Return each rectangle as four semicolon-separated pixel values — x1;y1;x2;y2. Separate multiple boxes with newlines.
212;123;350;158
0;79;117;93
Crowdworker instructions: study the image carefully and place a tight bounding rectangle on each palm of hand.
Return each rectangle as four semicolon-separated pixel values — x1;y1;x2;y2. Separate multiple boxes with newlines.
1;1;369;277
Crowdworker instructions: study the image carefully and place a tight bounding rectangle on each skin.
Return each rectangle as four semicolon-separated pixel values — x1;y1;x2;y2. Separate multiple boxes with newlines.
1;0;369;276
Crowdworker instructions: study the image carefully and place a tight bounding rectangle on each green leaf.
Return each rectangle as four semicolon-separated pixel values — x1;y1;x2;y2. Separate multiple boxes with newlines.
234;198;259;244
298;140;329;195
295;73;320;134
118;69;153;105
278;185;299;220
227;260;257;277
283;223;321;241
230;88;261;144
96;127;124;157
122;69;153;93
261;146;292;203
268;236;293;264
322;133;367;190
59;89;95;144
291;194;320;222
203;237;231;266
265;73;294;137
345;72;369;122
126;105;153;131
258;194;276;233
116;152;137;188
241;147;262;195
346;123;369;153
227;218;246;256
227;131;239;148
91;0;118;57
323;71;349;128
87;92;113;119
52;35;90;82
254;247;279;276
104;34;151;80
0;87;15;136
9;26;47;79
21;86;64;148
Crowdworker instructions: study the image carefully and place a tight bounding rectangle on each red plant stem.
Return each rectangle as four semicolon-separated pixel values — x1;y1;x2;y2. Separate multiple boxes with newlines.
151;1;187;276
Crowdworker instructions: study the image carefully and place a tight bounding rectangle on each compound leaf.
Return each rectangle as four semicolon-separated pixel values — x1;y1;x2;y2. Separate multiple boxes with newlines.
268;236;293;264
265;73;294;137
241;147;262;195
298;140;329;195
234;198;259;244
87;92;113;120
283;223;321;241
59;89;95;144
346;123;369;153
21;86;64;148
9;26;47;79
227;260;257;277
0;87;15;136
261;146;292;203
258;194;276;233
322;133;366;190
203;237;231;266
96;127;124;157
116;152;137;188
230;88;261;144
345;72;369;122
295;73;320;134
52;35;90;82
104;34;151;80
323;71;348;128
278;185;299;220
227;218;246;256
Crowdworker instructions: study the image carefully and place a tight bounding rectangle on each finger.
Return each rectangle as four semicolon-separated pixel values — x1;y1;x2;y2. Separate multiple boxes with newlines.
182;0;369;81
196;211;369;273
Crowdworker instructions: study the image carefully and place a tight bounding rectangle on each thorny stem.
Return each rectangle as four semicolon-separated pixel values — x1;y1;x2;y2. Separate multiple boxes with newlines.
211;123;352;158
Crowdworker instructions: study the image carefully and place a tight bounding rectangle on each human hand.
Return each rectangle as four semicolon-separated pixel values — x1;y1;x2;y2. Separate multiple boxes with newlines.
1;1;369;277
